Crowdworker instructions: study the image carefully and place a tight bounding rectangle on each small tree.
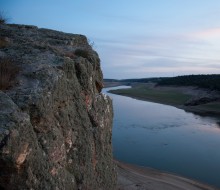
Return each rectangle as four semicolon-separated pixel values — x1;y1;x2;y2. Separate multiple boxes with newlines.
0;12;8;24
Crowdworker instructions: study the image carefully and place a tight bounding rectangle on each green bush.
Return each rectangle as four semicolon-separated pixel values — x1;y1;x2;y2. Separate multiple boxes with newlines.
0;58;19;90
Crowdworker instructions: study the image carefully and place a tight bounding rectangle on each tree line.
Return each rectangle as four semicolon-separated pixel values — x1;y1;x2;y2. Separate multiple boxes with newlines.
104;74;220;91
157;74;220;91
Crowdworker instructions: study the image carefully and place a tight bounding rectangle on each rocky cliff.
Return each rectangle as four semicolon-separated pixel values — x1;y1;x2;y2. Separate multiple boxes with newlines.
0;24;116;189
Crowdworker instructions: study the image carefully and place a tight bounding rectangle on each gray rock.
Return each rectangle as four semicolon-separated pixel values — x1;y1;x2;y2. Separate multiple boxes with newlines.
0;24;116;189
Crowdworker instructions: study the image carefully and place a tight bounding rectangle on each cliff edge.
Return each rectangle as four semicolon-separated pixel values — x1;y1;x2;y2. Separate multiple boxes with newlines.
0;24;116;189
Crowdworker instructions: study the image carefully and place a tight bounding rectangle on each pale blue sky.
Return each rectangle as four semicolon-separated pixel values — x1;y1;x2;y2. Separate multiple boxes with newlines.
1;0;220;79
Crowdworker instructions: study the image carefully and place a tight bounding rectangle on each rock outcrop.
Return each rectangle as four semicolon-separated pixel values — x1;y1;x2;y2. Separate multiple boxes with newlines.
0;24;116;189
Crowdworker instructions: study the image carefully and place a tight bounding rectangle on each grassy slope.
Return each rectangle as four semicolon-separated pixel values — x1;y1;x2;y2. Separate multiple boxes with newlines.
109;86;191;106
187;102;220;114
109;86;220;115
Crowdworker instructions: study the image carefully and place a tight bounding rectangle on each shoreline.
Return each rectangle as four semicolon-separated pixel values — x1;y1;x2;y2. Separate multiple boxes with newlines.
115;160;219;190
107;84;220;189
107;85;220;116
111;92;220;116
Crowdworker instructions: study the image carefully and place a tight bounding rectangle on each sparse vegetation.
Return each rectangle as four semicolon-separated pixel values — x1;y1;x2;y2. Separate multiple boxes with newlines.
0;58;19;90
88;39;95;49
0;12;7;24
74;48;90;59
0;37;9;48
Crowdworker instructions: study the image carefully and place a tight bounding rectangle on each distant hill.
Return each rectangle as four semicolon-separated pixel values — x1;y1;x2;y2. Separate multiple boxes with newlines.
104;77;165;84
105;74;220;91
157;74;220;91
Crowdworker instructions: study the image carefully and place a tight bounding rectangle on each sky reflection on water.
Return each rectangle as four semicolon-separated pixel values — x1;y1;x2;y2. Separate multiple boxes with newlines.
103;86;220;188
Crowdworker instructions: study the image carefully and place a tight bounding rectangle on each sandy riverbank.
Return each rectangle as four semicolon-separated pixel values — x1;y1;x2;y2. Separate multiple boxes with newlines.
115;161;219;190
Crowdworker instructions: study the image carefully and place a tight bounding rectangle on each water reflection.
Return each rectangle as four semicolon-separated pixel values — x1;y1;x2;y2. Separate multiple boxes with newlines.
103;86;220;188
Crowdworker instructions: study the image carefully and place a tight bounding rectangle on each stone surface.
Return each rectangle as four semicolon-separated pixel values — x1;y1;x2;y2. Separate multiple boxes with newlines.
0;24;116;189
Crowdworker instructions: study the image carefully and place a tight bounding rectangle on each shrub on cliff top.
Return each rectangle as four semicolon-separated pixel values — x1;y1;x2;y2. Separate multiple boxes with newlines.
0;37;9;48
0;12;7;24
74;48;90;60
0;58;19;90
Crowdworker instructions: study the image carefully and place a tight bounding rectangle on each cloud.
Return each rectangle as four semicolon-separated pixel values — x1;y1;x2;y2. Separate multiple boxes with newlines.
94;28;220;79
192;28;220;39
121;62;220;78
97;34;220;64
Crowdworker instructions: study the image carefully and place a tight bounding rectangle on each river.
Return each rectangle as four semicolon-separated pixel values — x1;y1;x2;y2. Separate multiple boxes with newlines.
103;86;220;189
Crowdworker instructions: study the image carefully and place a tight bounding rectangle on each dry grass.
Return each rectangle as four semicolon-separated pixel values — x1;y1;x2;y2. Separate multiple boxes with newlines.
0;37;9;48
0;17;5;24
74;48;90;59
0;12;7;24
0;58;19;90
65;49;91;60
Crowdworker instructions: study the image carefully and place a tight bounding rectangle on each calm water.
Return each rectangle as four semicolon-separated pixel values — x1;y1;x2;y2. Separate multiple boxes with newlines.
103;86;220;189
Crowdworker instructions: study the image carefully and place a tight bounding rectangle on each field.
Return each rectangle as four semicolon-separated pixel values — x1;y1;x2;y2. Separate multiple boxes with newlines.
109;85;191;106
108;84;220;115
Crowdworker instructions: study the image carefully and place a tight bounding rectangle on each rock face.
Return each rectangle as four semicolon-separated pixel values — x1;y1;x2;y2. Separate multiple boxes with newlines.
0;24;116;189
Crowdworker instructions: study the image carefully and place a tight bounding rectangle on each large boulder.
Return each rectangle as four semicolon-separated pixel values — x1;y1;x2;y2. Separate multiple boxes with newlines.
0;24;116;190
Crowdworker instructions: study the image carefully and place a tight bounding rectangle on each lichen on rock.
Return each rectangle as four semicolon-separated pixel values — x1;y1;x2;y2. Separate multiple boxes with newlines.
0;24;116;190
